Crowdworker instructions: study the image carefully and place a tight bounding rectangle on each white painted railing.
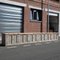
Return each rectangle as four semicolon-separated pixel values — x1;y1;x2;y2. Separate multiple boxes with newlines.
2;32;58;46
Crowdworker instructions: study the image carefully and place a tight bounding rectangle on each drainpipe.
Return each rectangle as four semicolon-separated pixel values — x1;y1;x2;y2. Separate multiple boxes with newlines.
41;0;43;32
47;0;50;32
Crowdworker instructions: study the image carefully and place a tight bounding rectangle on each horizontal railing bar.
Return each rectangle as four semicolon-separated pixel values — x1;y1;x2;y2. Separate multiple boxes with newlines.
4;32;58;35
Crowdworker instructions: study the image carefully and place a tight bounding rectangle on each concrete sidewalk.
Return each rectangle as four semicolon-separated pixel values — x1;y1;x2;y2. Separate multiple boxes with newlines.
0;40;60;60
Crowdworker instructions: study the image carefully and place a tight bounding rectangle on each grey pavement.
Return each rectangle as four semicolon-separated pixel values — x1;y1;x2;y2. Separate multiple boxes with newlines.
0;41;60;60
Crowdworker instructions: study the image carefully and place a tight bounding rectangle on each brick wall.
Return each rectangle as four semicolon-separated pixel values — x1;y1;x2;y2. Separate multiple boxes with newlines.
3;0;60;32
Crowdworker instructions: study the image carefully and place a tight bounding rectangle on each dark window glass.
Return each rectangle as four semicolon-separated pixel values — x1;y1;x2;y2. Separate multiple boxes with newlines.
30;9;42;21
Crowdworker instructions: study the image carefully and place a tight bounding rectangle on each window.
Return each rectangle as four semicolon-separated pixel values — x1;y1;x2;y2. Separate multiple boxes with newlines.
48;13;59;32
30;9;42;21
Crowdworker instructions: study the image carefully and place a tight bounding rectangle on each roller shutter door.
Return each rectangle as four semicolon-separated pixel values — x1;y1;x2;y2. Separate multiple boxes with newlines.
0;3;23;33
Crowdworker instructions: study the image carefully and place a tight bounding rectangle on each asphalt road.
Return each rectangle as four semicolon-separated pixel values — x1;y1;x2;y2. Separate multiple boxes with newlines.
0;41;60;60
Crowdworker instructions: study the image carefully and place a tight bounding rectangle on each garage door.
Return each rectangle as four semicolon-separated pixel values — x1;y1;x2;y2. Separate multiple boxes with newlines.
0;3;23;33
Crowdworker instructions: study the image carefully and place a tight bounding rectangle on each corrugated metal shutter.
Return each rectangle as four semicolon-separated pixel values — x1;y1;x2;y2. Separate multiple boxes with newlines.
0;3;23;33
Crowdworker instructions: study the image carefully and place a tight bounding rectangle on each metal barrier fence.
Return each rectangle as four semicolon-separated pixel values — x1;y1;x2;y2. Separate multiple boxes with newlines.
2;32;58;46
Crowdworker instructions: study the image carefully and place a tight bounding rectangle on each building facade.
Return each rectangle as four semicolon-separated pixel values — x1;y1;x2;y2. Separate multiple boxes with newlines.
0;0;60;33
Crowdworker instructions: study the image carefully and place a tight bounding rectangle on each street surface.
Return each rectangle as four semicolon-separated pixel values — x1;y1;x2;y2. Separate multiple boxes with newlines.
0;41;60;60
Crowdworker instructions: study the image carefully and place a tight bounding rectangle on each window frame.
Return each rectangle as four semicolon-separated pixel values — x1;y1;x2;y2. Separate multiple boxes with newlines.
30;8;42;22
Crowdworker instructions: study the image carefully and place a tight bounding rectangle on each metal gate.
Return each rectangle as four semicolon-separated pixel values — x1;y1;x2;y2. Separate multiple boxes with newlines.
0;3;23;33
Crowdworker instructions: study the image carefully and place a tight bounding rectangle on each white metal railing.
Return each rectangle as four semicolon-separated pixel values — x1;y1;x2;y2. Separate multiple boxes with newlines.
2;32;58;46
